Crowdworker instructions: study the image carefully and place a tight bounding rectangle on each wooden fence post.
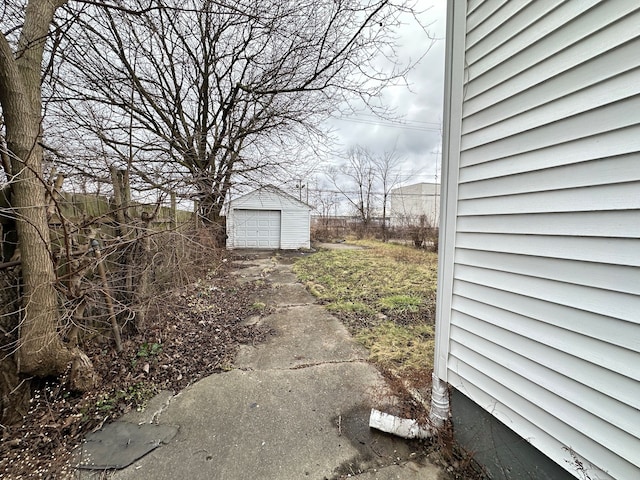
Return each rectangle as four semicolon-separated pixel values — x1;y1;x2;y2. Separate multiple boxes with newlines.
170;191;177;230
91;239;122;353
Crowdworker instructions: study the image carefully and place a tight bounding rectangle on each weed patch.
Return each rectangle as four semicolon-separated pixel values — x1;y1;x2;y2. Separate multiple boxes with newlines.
94;382;156;414
326;301;376;315
379;294;423;313
251;301;267;311
357;322;434;375
294;243;437;327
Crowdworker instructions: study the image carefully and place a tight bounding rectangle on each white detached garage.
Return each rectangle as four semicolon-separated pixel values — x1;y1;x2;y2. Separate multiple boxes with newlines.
226;186;311;250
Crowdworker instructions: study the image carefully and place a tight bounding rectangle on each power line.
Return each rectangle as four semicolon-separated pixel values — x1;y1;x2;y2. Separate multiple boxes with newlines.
332;117;441;132
304;187;440;197
352;112;442;127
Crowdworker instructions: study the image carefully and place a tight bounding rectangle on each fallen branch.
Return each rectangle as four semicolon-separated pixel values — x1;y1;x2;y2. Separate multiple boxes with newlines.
0;260;21;270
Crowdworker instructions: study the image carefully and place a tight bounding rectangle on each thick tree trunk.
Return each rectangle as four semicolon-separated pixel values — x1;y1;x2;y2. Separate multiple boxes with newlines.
7;79;73;379
12;164;75;376
0;0;96;391
10;139;96;388
198;192;227;247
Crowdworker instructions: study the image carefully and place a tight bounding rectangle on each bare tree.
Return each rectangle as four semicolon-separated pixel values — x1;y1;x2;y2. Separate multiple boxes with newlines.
372;146;403;241
0;0;96;400
328;146;377;234
327;144;403;239
309;183;340;239
0;0;432;421
52;0;429;238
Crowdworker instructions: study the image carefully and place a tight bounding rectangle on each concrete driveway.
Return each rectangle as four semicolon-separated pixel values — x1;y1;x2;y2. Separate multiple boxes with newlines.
77;252;444;480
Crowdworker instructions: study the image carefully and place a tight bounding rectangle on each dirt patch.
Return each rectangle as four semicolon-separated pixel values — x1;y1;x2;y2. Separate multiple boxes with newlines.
315;242;365;250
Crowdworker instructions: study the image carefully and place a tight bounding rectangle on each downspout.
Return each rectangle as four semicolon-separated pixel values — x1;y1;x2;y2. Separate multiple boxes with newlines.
369;0;464;438
429;373;450;427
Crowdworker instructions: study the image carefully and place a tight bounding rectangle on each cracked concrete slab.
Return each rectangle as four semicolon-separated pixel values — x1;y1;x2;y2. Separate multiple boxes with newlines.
108;365;430;480
235;304;368;370
252;282;315;307
262;264;301;284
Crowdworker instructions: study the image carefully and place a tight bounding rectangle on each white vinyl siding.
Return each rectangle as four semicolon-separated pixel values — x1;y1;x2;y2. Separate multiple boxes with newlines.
279;209;311;250
438;1;640;479
226;187;311;250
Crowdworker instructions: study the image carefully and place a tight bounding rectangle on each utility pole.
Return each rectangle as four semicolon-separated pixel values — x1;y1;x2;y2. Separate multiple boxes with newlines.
296;179;306;201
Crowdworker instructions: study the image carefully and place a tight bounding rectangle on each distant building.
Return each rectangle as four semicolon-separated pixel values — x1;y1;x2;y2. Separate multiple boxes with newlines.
389;182;440;228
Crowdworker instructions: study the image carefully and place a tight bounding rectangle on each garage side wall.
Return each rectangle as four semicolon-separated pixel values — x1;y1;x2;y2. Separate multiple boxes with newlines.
279;208;310;250
438;2;640;479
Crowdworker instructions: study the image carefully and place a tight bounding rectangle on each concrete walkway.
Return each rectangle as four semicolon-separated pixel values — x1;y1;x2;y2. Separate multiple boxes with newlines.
80;252;443;480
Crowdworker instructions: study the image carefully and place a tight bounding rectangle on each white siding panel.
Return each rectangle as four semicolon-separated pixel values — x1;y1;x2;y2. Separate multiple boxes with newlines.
463;69;640;150
456;233;640;267
459;126;640;182
457;182;640;215
449;320;639;444
233;189;302;210
460;96;640;166
280;209;310;250
466;1;596;71
454;264;639;323
447;353;638;480
466;0;509;33
457;211;640;238
465;0;531;51
451;296;640;396
459;155;640;198
452;281;639;354
455;249;640;295
463;39;640;135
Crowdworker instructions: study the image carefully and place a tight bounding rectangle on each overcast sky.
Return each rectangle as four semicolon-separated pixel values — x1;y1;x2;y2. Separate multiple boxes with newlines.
321;0;447;188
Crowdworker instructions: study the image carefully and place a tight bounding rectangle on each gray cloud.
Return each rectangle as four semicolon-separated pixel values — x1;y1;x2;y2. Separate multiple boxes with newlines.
324;1;447;185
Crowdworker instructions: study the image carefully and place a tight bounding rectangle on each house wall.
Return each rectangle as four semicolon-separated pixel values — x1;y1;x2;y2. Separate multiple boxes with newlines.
389;182;441;227
451;390;574;480
226;187;311;250
437;1;640;479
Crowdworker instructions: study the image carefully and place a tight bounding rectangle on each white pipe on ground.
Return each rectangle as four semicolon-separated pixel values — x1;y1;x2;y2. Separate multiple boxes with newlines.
369;409;433;439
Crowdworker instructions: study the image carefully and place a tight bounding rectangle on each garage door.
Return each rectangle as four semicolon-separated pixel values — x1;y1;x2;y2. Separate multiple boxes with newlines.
233;209;281;248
